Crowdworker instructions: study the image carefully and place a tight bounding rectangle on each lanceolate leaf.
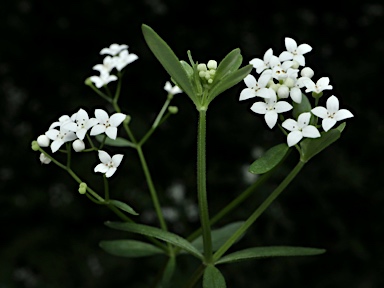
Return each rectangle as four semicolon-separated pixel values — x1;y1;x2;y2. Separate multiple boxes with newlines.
213;49;242;82
109;199;138;216
191;221;244;253
207;64;253;103
99;239;164;257
95;135;136;148
105;222;203;260
216;246;326;265
300;123;346;162
249;143;289;174
203;265;227;288
141;24;197;103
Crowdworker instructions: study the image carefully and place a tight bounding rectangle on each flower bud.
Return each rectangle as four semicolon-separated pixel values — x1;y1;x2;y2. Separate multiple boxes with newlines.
78;182;87;194
284;77;295;88
73;139;85;152
37;135;50;147
31;140;39;151
199;71;207;78
168;106;178;114
207;60;217;70
197;63;207;71
301;67;314;78
39;153;51;164
84;77;93;86
123;115;131;125
269;83;280;92
277;85;289;98
291;60;300;69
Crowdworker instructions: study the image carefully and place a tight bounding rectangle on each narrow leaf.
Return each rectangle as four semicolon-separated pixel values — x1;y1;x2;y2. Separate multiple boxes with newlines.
249;143;289;174
105;221;203;260
213;49;242;82
300;123;345;162
208;64;253;102
216;246;326;265
203;265;227;288
99;239;164;257
141;24;197;102
95;135;136;148
109;199;138;216
191;222;244;253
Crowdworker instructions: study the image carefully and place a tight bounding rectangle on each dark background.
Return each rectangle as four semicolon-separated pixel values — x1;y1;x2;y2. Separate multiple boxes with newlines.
1;0;383;287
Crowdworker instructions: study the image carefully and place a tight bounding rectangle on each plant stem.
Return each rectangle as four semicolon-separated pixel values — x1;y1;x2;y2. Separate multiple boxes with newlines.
213;159;306;262
197;109;213;263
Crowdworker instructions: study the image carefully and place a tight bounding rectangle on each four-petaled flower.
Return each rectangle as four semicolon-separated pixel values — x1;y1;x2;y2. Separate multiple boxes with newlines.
250;91;293;129
302;77;333;94
100;44;128;56
279;37;312;66
249;48;274;74
164;81;183;95
64;108;99;140
94;150;123;178
282;112;321;147
239;74;271;100
45;125;77;153
114;49;138;71
311;95;354;131
90;71;118;88
90;109;126;139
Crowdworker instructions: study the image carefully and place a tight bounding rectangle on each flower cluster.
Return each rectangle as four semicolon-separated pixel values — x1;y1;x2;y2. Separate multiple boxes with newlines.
89;44;138;88
197;60;217;84
240;37;353;147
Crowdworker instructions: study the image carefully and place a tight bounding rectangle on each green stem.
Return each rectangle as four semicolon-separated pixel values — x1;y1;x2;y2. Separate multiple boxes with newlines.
197;109;213;263
185;264;205;288
212;160;306;262
103;175;109;201
139;112;172;146
88;82;112;103
152;95;172;128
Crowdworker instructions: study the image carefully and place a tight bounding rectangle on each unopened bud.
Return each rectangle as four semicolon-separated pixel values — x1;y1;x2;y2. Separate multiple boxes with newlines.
84;77;93;86
31;140;39;151
207;60;217;70
73;139;85;152
168;106;178;114
291;60;300;69
301;67;314;78
277;85;289;98
39;153;51;164
78;182;87;194
197;63;207;71
37;135;50;147
284;77;295;88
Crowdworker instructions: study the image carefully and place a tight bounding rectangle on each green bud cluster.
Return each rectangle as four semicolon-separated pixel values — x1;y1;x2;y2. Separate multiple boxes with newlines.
31;140;40;151
197;60;217;84
78;182;87;194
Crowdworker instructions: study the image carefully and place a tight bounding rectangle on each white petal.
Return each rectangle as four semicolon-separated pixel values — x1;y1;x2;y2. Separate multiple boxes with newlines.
249;58;264;71
255;87;273;98
112;154;124;167
45;129;59;140
317;77;330;88
105;167;117;178
274;101;293;113
76;109;89;121
334;109;354;121
51;139;64;153
98;150;111;163
76;129;87;140
239;88;256;101
264;111;278;129
94;163;109;173
110;113;126;127
164;81;173;93
311;106;328;119
264;48;273;61
90;76;103;88
302;126;320;138
293;54;305;66
322;118;337;132
287;131;303;147
250;102;268;114
326;95;339;113
258;74;271;87
297;43;312;55
244;74;256;88
85;118;99;129
90;125;106;136
285;37;297;52
290;87;302;103
297;112;311;127
105;127;118;139
279;51;293;62
282;119;298;131
95;109;109;123
63;122;78;132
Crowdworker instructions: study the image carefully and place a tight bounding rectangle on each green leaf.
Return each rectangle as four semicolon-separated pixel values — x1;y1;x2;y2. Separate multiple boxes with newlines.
141;24;197;103
109;199;138;216
203;265;226;288
180;60;194;78
105;222;203;260
300;123;346;162
95;135;136;148
191;222;244;253
292;94;312;119
213;49;242;82
99;239;164;257
216;246;326;265
249;143;289;174
207;64;253;103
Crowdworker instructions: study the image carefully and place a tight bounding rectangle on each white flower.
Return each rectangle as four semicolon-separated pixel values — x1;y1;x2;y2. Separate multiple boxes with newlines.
37;135;50;147
94;150;124;178
49;115;71;130
93;56;117;74
72;139;85;152
164;81;183;95
39;153;51;164
269;56;296;80
302;77;333;94
90;109;126;139
311;95;354;131
64;108;99;140
45;126;77;153
114;49;138;71
250;90;293;129
239;74;271;100
282;112;321;147
100;44;128;56
90;71;118;88
249;48;274;74
279;37;312;66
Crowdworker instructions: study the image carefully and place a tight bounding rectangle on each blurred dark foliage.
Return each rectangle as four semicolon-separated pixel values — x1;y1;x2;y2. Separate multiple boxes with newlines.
1;0;383;287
